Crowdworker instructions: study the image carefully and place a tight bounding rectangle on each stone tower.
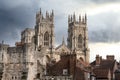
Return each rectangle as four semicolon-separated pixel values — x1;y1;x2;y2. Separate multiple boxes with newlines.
21;28;35;44
35;9;55;49
67;13;89;63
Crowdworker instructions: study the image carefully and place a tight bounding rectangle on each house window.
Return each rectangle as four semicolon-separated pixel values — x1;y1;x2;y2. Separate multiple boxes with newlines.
51;77;56;80
37;73;40;78
15;76;17;79
63;69;68;75
78;34;82;48
92;77;95;80
44;32;49;46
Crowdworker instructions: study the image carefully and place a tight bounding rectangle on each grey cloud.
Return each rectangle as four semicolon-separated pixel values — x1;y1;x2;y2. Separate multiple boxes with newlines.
91;0;120;4
54;13;68;45
75;0;120;4
0;0;40;46
1;0;120;46
88;11;120;43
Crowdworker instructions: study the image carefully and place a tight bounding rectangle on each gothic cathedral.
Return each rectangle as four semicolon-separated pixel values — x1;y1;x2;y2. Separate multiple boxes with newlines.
0;9;89;80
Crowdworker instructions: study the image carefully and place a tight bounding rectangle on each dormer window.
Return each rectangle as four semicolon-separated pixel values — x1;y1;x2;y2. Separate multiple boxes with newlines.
63;69;68;75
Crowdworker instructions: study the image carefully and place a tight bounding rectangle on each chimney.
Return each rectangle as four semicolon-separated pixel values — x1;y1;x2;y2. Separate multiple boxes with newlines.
96;55;101;65
106;55;114;60
69;53;76;75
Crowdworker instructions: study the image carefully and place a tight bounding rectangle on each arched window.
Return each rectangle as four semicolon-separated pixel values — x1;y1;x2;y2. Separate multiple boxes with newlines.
78;34;82;48
44;32;49;46
12;76;14;79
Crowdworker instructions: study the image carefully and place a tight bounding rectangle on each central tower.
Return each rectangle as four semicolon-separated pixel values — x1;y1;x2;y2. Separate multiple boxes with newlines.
35;9;55;49
67;13;89;62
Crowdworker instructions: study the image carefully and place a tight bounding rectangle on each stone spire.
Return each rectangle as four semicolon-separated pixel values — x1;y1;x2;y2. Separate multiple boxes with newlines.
79;14;81;23
73;12;76;22
71;15;72;22
85;13;87;24
40;8;42;15
51;10;54;22
68;15;70;23
2;40;4;44
82;16;85;23
46;11;49;18
51;9;54;16
62;36;65;45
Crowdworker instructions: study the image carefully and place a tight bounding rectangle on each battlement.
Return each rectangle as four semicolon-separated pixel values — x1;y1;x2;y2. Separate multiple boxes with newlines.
7;46;23;53
0;42;9;51
36;8;54;24
68;13;87;25
21;28;35;44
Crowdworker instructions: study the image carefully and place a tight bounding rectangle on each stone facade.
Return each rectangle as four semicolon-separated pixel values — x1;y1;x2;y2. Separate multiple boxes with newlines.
67;13;89;62
0;9;89;80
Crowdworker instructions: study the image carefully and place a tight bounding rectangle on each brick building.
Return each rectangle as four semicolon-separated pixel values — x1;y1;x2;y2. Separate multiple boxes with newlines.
91;55;118;80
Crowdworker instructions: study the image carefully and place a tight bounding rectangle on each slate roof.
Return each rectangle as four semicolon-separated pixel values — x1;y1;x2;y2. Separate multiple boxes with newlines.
91;59;117;79
93;67;110;78
91;59;116;70
47;54;74;76
46;54;89;80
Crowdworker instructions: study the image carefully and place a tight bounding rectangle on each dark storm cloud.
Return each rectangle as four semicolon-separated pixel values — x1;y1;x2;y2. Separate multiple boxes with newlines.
1;0;120;46
88;12;120;43
0;0;68;46
91;0;120;4
75;0;120;4
0;0;40;45
39;0;120;44
54;13;68;45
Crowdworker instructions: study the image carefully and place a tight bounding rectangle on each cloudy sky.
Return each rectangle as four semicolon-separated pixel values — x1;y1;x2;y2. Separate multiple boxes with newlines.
0;0;120;62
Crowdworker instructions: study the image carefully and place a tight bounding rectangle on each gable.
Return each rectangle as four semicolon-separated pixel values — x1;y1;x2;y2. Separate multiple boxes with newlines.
55;44;70;53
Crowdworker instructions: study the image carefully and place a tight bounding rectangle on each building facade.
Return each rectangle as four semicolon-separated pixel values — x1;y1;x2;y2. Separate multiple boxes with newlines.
0;9;89;80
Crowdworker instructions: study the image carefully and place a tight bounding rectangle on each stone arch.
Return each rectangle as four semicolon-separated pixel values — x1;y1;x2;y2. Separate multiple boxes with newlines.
79;57;84;61
45;55;50;63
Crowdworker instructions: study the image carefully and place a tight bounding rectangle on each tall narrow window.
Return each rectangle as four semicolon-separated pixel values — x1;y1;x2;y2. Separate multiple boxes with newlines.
78;34;82;48
44;32;49;46
2;53;3;61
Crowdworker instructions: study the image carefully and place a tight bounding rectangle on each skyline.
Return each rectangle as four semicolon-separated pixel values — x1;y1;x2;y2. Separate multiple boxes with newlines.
0;0;120;61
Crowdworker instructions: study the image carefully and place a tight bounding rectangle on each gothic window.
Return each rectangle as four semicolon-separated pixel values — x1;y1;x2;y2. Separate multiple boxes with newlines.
2;53;3;61
12;76;13;79
36;73;40;78
44;31;49;46
15;76;17;79
78;34;82;48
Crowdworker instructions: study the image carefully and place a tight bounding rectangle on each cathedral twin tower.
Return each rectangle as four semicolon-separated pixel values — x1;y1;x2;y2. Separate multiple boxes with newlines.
34;9;89;62
35;9;54;49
